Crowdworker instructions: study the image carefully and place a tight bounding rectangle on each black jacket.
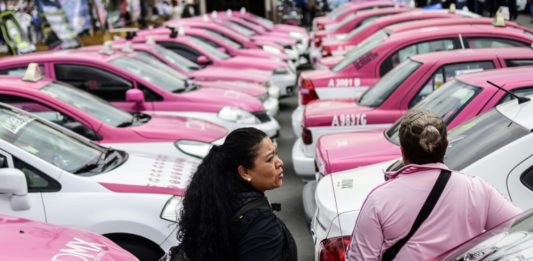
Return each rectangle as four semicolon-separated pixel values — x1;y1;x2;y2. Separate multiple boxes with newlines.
231;190;298;261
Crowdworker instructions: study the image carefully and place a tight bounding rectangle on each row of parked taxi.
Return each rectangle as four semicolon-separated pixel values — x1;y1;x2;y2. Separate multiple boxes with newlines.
0;9;309;260
289;1;533;261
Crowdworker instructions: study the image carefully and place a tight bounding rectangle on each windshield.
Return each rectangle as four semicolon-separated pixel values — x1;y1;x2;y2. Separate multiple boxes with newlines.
153;46;200;72
133;52;189;79
330;13;357;31
227;20;256;36
188;37;230;60
41;82;134;127
110;56;186;93
345;16;380;40
0;106;103;173
332;30;388;72
203;30;242;49
206;28;251;45
444;109;529;170
245;15;273;27
386;80;481;144
328;5;351;20
359;59;421;107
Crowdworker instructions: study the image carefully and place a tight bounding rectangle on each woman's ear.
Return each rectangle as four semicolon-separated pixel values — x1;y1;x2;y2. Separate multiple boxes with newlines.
238;165;252;182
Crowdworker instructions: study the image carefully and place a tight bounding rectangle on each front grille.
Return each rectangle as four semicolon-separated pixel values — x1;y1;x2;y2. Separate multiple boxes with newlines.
252;111;271;123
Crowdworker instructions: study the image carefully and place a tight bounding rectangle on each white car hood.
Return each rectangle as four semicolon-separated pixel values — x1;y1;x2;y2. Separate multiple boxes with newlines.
93;152;201;196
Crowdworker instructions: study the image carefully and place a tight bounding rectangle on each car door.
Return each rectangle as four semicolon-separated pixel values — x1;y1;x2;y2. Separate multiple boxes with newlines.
53;63;149;112
506;139;533;210
379;38;460;77
0;149;48;221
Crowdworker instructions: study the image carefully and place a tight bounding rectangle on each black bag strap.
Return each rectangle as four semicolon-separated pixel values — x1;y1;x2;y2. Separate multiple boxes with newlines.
232;197;271;222
382;169;451;261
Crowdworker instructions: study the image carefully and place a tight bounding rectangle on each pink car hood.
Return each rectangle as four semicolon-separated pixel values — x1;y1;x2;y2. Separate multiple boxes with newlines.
0;215;136;260
191;67;271;83
316;130;399;175
96;152;200;195
181;87;265;112
222;56;285;71
197;80;266;98
132;114;227;142
304;99;372;127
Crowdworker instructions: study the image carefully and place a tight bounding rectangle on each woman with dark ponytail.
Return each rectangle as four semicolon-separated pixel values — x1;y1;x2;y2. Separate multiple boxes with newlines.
169;127;297;261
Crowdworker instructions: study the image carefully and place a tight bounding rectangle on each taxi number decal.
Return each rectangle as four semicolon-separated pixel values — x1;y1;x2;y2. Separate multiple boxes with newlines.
328;78;361;87
1;113;34;134
332;114;367;127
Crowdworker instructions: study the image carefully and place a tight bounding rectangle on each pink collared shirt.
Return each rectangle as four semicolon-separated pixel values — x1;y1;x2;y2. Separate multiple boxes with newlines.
346;163;522;261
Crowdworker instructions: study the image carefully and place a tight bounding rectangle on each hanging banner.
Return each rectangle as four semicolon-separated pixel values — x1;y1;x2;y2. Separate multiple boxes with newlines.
58;0;92;34
35;0;80;49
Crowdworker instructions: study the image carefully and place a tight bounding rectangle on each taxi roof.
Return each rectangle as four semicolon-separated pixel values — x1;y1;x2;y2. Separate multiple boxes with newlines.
385;24;531;44
0;75;52;90
386;17;530;33
410;47;533;64
457;66;533;88
0;48;128;66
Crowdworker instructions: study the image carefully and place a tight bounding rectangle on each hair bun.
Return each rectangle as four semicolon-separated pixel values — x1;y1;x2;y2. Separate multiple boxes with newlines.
419;125;441;153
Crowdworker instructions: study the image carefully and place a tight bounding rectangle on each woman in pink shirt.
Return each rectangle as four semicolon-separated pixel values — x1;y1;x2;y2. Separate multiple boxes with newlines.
346;109;522;261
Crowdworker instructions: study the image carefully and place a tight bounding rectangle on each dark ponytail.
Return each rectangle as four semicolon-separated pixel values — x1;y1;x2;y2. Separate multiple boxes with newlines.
177;128;268;261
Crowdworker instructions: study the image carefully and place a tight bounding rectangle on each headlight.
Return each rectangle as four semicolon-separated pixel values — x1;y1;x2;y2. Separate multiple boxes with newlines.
175;140;212;159
290;31;304;38
161;196;183;222
218;106;260;124
274;67;289;75
262;45;281;55
268;86;280;99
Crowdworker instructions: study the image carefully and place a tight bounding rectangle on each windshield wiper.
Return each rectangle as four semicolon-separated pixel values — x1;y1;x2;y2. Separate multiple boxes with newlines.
73;147;113;174
117;117;134;127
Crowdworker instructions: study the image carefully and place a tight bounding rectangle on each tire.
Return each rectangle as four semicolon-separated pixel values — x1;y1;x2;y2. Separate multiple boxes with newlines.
115;238;164;261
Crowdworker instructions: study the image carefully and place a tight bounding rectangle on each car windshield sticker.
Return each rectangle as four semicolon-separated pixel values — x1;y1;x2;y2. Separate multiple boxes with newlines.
328;78;361;87
0;111;34;135
455;68;484;76
332;113;367;126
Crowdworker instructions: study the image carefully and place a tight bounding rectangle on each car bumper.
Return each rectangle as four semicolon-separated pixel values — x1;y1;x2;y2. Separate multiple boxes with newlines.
263;97;279;116
159;225;179;252
272;73;297;97
291;105;303;137
292;138;316;179
302;180;318;223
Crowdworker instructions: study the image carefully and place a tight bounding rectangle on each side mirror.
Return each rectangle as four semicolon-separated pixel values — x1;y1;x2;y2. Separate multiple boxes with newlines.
0;168;30;211
196;56;211;65
126;89;145;103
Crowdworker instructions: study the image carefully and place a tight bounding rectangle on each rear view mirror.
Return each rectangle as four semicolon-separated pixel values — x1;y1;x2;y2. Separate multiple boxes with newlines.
126;89;145;103
0;168;30;211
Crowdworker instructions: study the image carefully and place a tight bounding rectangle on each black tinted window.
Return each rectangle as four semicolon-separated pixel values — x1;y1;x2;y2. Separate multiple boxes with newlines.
505;59;533;67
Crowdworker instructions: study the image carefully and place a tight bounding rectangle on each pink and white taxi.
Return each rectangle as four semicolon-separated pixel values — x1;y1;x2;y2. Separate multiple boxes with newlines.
312;87;533;260
293;48;533;178
0;48;281;139
298;23;532;107
315;10;458;60
312;1;397;31
0;102;197;260
87;42;279;115
129;33;297;97
0;212;137;260
316;16;532;61
0;73;228;159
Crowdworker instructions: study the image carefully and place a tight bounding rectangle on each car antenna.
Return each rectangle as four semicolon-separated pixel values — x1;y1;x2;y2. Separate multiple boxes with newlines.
487;80;530;104
165;26;178;38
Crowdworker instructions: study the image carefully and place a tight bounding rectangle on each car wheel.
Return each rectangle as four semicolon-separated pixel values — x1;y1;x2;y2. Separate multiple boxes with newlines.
115;238;164;261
